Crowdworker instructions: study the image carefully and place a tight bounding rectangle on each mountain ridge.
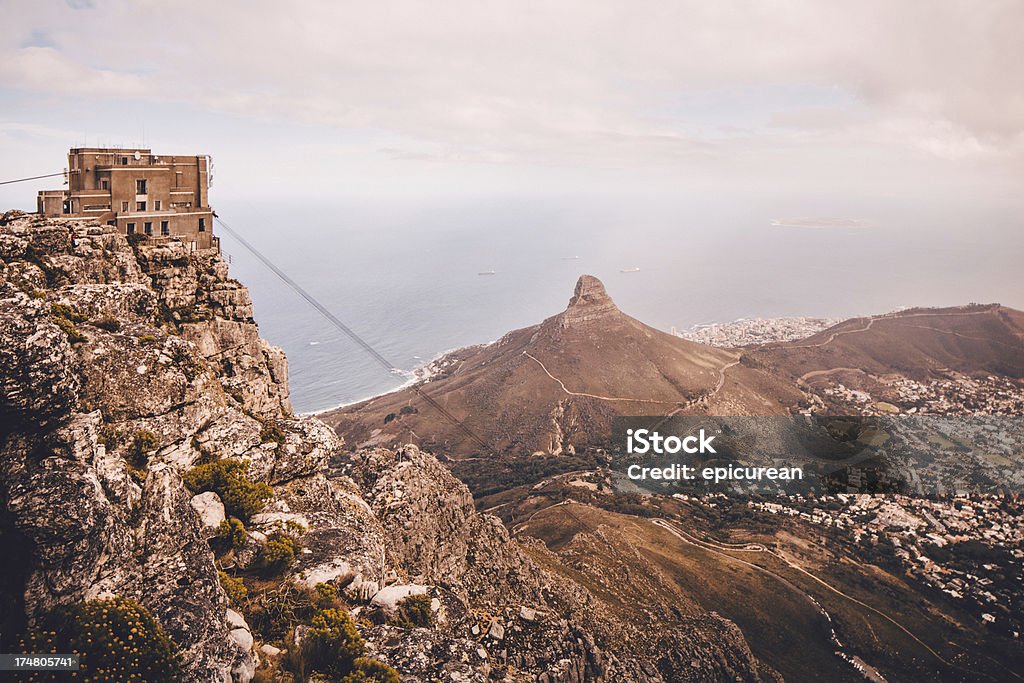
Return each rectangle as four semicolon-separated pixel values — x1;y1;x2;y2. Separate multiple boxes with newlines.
325;275;1024;466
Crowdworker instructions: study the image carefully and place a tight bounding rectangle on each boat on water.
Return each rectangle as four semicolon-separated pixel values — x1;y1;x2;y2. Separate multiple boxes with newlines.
478;270;497;275
620;266;641;273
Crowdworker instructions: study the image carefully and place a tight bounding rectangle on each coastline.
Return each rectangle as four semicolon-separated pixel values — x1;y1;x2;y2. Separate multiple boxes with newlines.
302;341;491;417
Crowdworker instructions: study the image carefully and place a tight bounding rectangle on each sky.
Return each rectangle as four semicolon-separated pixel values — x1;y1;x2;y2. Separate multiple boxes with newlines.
1;0;1022;207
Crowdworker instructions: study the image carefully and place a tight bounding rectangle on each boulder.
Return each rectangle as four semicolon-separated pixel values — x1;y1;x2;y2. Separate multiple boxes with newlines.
190;491;226;529
369;584;429;614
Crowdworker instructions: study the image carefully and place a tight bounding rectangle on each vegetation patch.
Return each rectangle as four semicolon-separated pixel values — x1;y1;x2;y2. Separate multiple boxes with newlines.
342;657;401;682
18;597;182;682
50;304;88;344
23;244;68;287
128;430;158;470
50;303;88;323
183;459;272;522
170;342;203;382
255;531;302;577
97;427;123;451
213;518;248;554
92;317;121;332
299;608;365;679
389;594;433;629
259;422;287;448
218;571;248;605
51;315;86;344
238;582;398;682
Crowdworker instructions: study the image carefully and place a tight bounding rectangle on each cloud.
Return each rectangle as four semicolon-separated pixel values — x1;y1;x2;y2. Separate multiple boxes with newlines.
0;0;1022;193
0;46;150;98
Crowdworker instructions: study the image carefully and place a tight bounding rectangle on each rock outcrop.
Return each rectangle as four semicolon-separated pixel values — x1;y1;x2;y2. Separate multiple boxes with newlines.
0;211;764;682
559;274;620;328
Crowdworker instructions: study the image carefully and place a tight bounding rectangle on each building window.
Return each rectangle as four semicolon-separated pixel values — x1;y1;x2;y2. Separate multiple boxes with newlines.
198;217;206;232
121;157;129;165
136;201;147;212
144;221;153;235
154;200;161;210
126;223;136;234
121;201;129;212
100;178;109;190
136;179;147;194
160;220;169;236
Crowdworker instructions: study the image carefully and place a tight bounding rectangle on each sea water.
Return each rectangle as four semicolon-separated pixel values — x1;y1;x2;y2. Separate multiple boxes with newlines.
216;194;1024;414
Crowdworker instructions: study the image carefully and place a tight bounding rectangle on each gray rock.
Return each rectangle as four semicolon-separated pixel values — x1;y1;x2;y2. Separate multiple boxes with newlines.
488;620;505;641
190;492;226;529
370;584;429;614
259;644;282;658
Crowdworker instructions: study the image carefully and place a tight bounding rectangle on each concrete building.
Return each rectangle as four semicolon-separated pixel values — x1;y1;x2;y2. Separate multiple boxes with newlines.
37;148;216;250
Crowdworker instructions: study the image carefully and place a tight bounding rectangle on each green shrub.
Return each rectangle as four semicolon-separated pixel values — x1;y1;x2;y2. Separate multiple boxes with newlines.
246;584;317;642
127;466;147;486
128;430;159;469
52;315;86;344
213;518;248;553
98;427;123;450
303;608;365;678
170;343;202;382
92;317;121;332
23;244;67;286
342;657;401;683
218;572;248;605
183;460;272;522
390;594;432;629
313;583;339;610
18;597;181;682
126;232;149;246
256;532;301;577
259;422;287;447
50;303;87;323
399;405;417;416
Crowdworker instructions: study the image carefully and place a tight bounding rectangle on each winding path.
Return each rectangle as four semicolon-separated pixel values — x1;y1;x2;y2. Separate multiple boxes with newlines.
787;308;997;350
649;518;1009;681
522;351;678;404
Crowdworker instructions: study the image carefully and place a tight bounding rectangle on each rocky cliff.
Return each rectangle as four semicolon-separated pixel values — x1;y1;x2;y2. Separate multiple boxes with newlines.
0;212;763;682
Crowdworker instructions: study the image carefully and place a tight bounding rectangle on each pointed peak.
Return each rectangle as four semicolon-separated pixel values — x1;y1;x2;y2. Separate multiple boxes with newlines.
569;275;611;308
561;275;619;327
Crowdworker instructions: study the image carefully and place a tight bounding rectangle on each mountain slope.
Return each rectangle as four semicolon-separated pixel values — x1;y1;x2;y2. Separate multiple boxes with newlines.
750;304;1024;382
327;278;1024;469
325;275;799;459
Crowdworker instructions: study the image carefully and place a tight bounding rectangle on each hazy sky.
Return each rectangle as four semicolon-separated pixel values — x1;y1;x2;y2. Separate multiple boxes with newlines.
1;0;1022;206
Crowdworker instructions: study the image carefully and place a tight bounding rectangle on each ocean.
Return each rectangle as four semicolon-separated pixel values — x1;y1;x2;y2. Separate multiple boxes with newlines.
215;195;1024;414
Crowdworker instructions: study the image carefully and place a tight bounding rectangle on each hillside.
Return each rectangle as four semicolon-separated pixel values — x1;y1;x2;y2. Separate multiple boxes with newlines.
325;277;1024;477
0;212;766;682
324;275;800;462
